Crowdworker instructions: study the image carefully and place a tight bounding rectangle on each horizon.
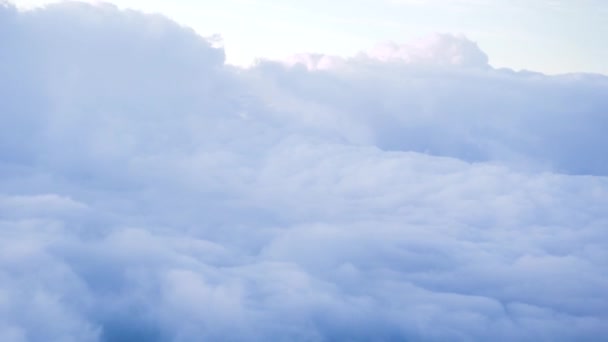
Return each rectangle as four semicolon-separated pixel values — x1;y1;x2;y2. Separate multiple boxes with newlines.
9;0;608;75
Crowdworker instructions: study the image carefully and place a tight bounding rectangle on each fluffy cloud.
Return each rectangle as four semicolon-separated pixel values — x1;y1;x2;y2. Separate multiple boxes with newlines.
260;53;608;175
365;33;490;67
1;2;607;341
280;33;489;70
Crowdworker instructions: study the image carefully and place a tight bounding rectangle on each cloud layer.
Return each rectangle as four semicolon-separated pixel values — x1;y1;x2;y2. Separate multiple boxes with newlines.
1;2;607;341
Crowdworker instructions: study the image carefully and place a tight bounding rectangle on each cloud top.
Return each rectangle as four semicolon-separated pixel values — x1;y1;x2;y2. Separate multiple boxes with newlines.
365;33;490;67
280;33;490;70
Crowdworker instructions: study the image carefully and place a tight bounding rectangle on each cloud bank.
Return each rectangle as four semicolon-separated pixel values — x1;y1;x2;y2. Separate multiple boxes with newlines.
1;2;607;341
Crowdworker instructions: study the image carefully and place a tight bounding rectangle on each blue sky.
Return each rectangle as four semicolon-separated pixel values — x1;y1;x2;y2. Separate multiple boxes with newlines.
12;0;608;74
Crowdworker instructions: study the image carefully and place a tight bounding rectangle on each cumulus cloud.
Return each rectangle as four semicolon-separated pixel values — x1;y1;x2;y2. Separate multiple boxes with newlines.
260;51;608;175
279;33;489;70
365;33;490;67
1;2;607;341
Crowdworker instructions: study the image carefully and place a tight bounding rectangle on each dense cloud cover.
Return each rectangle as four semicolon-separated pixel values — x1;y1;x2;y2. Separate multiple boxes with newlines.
1;2;608;341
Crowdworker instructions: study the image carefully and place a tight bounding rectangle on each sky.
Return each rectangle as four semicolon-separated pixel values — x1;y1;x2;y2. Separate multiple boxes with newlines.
9;0;608;74
1;1;608;341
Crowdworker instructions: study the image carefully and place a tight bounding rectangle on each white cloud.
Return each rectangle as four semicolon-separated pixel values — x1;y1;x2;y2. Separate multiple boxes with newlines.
277;33;490;69
1;2;608;341
364;33;489;67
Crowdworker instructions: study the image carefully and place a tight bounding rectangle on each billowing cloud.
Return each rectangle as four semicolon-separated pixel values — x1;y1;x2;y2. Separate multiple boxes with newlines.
365;33;489;67
1;2;607;341
260;49;608;175
280;33;489;70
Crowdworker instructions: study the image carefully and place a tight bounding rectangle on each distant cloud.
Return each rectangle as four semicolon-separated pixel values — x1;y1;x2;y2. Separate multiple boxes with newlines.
281;34;489;69
1;2;608;341
364;33;489;67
